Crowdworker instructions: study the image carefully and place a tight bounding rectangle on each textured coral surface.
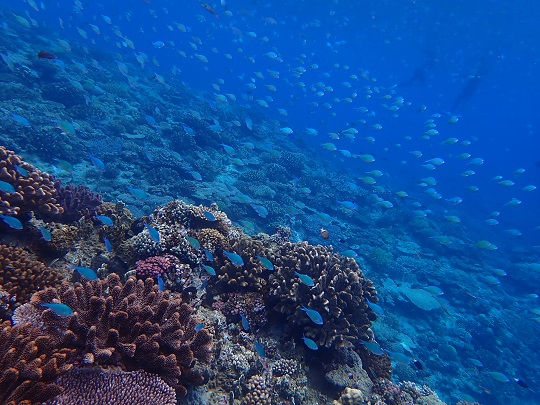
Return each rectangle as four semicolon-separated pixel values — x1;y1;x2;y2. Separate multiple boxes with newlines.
30;274;212;396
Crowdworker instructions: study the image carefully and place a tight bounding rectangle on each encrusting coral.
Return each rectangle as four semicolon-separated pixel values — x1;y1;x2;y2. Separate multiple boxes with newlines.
0;321;72;405
45;367;177;405
0;243;65;306
29;274;213;396
0;146;63;217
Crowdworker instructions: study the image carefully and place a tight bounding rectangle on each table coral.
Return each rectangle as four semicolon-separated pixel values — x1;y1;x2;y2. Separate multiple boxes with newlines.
0;243;65;306
0;321;72;405
30;274;213;396
46;367;177;405
0;146;63;217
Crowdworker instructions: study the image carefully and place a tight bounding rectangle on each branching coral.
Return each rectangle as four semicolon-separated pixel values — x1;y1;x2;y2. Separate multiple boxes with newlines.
0;321;72;405
266;242;378;348
46;368;177;405
53;183;102;222
0;243;65;306
30;274;213;396
0;146;63;217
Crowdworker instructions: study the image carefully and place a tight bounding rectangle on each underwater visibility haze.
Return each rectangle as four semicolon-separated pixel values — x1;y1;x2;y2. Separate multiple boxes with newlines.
0;0;539;405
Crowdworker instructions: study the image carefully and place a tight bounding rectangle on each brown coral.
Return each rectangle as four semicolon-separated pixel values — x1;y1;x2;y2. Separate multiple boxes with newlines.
0;321;72;405
0;244;65;306
46;367;177;405
30;274;213;396
0;146;63;217
266;242;377;348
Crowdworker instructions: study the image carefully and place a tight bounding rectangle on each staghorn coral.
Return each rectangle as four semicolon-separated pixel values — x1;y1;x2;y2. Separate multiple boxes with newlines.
46;367;177;405
30;274;213;396
0;244;65;306
266;242;378;349
0;321;72;405
0;146;63;217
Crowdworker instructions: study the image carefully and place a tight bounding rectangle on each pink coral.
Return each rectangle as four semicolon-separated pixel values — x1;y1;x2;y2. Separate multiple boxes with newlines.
135;254;180;278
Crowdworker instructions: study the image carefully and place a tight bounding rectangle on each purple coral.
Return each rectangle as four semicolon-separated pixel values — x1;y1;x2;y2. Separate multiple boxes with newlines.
135;254;180;278
54;182;102;222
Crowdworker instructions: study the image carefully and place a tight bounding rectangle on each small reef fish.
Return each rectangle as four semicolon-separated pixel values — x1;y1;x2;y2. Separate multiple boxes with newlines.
11;113;31;127
194;323;205;332
302;335;319;350
103;236;112;252
41;303;74;316
0;180;15;193
386;351;410;363
320;228;329;239
295;272;315;287
95;215;114;226
14;165;29;177
203;249;214;261
202;211;216;221
37;51;58;59
74;266;98;280
300;306;323;325
254;341;265;357
486;371;509;383
360;341;384;355
186;236;201;249
38;227;52;242
127;187;148;200
256;256;274;270
202;264;216;276
240;313;249;331
0;215;23;230
190;171;203;181
366;298;384;316
156;274;165;291
223;250;244;266
144;223;160;243
201;2;219;18
89;154;105;171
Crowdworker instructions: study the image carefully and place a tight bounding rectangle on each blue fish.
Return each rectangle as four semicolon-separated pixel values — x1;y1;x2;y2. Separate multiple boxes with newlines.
156;274;165;291
89;154;105;171
200;279;208;290
300;306;324;325
186;235;201;249
295;272;315;287
145;114;158;127
250;203;268;218
202;264;216;276
38;226;52;242
203;249;214;261
223;250;244;266
103;236;112;252
256;256;274;270
11;113;31;127
0;214;23;230
127;187;148;200
254;341;265;357
183;125;195;135
240;313;249;331
194;323;205;331
0;180;15;193
41;303;74;316
14;165;29;177
95;215;114;226
74;266;98;280
302;335;319;350
366;298;384;316
202;210;216;221
144;223;161;243
360;341;384;355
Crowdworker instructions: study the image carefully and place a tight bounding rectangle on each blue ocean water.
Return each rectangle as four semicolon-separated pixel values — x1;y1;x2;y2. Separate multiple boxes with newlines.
0;0;539;404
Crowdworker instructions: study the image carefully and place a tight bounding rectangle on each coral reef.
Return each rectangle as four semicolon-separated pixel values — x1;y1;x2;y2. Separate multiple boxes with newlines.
267;242;378;348
0;243;65;306
135;254;180;278
0;146;63;217
0;321;72;405
53;183;103;222
242;374;275;405
46;367;177;405
30;274;213;396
